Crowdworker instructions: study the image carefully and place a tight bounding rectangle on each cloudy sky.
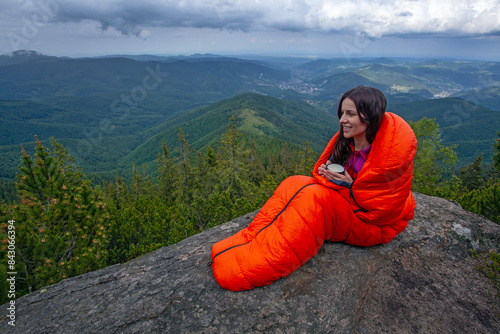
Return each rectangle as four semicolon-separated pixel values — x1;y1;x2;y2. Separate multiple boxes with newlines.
1;0;499;60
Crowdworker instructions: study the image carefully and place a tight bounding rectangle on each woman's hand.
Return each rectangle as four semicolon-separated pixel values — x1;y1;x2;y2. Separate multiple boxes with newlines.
318;160;353;183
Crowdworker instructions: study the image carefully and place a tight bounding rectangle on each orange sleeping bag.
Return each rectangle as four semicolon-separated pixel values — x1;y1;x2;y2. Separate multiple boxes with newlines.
210;112;417;291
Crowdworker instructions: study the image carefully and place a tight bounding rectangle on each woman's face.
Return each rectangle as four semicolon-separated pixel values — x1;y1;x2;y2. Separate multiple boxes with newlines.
339;98;367;142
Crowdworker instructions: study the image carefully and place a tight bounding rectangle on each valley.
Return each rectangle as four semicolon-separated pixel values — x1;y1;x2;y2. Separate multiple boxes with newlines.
1;50;499;182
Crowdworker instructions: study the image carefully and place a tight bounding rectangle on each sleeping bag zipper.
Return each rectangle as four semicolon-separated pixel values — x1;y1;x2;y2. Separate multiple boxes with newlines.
328;178;367;213
347;181;368;213
208;183;315;266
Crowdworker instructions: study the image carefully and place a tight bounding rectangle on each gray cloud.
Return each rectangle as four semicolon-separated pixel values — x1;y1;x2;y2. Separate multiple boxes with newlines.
8;0;500;38
47;0;265;36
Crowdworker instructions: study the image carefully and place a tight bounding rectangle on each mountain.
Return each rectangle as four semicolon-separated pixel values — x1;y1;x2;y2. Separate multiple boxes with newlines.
1;51;499;181
2;52;498;104
0;54;290;101
0;50;55;66
391;97;500;163
0;52;294;179
5;91;496;182
0;93;337;180
117;93;337;173
125;94;499;172
297;57;402;78
313;71;387;100
452;86;500;111
0;100;88;145
300;58;500;105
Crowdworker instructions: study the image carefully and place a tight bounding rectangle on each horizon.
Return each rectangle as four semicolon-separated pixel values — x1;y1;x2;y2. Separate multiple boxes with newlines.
4;49;499;64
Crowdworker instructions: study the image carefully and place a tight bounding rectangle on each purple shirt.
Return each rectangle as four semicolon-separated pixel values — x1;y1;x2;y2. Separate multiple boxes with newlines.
346;144;371;179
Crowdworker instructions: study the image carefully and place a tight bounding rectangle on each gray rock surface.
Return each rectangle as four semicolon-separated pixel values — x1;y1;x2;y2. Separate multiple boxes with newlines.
1;192;499;333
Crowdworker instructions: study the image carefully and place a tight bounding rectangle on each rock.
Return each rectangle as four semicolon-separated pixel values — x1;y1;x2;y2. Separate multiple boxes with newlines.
1;192;499;333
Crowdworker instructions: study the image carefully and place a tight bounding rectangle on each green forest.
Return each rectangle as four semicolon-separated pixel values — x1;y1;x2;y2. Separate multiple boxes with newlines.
1;115;499;303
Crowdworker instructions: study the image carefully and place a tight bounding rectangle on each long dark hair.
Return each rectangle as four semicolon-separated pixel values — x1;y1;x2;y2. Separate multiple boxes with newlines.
330;86;386;166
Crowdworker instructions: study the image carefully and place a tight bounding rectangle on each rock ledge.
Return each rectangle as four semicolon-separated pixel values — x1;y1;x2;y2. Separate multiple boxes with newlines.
1;193;499;333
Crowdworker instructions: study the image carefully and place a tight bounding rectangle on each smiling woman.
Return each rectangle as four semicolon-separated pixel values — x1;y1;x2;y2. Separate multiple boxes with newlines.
210;86;417;291
340;98;368;147
324;86;386;182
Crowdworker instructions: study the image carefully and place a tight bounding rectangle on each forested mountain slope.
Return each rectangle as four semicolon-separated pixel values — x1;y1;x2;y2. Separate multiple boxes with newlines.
1;51;499;181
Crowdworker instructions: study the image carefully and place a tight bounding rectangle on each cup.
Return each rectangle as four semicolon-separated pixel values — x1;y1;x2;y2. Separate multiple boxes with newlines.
326;163;345;175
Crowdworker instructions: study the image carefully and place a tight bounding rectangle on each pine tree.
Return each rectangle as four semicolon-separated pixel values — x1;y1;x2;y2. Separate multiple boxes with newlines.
1;137;109;296
50;137;84;186
279;143;293;176
459;154;484;191
273;143;291;183
493;132;500;175
218;116;249;197
480;182;500;223
267;154;280;181
295;141;317;176
201;146;218;196
108;174;130;210
106;193;177;264
246;140;266;186
17;136;64;204
130;164;155;199
458;181;500;223
409;118;458;195
157;140;176;204
174;128;195;203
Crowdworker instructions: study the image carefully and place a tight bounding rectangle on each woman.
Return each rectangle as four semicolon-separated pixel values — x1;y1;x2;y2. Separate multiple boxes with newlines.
318;85;386;184
210;86;417;291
